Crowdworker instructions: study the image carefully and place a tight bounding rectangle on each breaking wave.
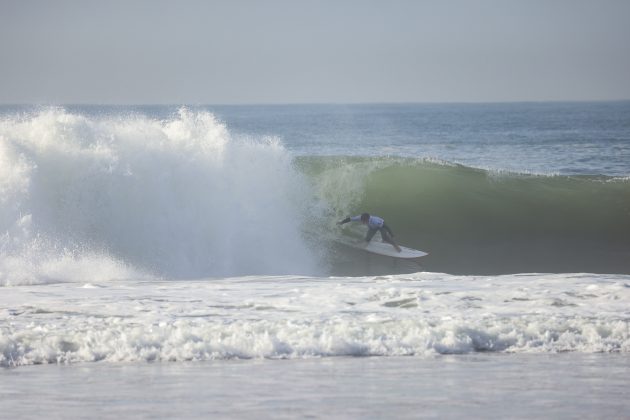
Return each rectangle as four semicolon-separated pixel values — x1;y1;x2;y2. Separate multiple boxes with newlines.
0;108;320;285
302;156;630;275
1;107;629;284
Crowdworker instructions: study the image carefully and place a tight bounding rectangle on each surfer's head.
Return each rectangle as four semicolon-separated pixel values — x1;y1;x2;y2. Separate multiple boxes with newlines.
360;213;370;223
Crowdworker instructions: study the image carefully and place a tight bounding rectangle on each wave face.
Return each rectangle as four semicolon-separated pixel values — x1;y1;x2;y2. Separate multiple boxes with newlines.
0;109;319;285
302;157;630;275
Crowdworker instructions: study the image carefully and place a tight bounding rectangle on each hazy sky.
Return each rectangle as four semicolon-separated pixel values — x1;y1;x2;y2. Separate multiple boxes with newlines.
1;0;629;104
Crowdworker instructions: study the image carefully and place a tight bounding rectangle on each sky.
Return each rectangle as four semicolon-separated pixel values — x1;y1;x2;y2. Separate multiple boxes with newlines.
1;0;629;104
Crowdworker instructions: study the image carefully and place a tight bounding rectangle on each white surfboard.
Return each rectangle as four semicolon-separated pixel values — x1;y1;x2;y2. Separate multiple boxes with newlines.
359;241;428;259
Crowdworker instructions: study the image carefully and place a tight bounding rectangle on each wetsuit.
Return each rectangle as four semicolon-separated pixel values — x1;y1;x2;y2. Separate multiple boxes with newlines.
338;215;395;243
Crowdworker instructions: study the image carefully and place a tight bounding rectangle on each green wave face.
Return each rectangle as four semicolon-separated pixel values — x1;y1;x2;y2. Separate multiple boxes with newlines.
299;156;630;275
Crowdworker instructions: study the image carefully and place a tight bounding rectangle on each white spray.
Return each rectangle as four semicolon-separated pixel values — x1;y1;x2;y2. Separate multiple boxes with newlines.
0;108;320;284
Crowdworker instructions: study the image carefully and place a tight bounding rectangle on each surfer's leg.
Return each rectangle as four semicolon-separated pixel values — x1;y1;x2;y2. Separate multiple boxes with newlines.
365;228;377;242
380;228;402;252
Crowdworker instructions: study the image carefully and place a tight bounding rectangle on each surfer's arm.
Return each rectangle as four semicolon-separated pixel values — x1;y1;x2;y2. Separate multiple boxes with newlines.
337;215;361;225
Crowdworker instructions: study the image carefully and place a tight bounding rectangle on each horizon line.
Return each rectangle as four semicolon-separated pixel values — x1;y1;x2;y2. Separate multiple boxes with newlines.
2;98;630;107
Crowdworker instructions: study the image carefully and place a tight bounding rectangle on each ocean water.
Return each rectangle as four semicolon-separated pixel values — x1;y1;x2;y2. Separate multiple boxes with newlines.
1;102;629;418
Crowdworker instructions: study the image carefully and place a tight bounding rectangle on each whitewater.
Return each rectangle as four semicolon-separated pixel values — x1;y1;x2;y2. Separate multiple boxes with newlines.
0;107;319;283
1;103;629;418
2;273;629;366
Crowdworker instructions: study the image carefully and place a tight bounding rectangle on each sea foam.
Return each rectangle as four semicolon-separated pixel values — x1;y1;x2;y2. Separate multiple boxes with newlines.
1;272;628;366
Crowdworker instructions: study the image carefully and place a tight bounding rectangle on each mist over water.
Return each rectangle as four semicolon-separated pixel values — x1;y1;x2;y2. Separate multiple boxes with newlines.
0;108;320;285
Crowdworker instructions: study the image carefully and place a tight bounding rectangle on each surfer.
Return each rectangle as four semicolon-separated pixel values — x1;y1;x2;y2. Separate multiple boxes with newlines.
337;213;402;252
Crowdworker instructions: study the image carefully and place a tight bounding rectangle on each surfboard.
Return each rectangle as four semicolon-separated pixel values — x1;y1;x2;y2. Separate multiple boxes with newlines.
359;241;428;259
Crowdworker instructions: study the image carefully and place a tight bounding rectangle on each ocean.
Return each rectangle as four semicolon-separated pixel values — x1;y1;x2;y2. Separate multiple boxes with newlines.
1;102;629;418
